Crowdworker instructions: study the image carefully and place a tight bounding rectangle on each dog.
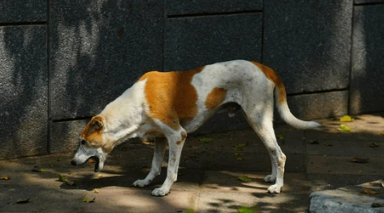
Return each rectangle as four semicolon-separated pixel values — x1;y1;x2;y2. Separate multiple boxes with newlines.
70;60;320;196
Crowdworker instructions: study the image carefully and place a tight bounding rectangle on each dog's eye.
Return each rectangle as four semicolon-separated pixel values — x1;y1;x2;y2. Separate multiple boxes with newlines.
81;140;86;145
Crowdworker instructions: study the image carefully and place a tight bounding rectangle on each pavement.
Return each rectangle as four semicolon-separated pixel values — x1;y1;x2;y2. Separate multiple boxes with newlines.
0;113;384;213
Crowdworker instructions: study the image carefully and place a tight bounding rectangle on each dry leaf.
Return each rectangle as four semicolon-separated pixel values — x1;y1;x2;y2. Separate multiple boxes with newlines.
65;179;75;186
57;174;67;182
340;115;354;122
379;132;384;136
369;143;379;148
238;176;252;182
1;176;10;180
339;124;351;132
352;157;369;163
324;143;333;147
198;137;213;142
16;198;30;204
238;205;259;213
278;135;285;141
88;158;96;163
363;189;377;194
309;140;320;144
97;174;103;179
82;197;96;203
233;143;247;148
94;189;99;194
236;157;244;161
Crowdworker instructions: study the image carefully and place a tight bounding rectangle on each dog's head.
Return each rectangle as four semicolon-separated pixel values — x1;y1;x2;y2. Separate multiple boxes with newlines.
71;115;112;172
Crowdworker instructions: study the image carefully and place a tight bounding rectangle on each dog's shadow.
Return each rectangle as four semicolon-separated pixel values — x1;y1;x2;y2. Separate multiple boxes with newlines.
59;167;277;200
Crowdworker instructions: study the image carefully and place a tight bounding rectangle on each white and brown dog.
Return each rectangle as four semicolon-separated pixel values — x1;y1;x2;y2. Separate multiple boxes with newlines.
71;60;320;196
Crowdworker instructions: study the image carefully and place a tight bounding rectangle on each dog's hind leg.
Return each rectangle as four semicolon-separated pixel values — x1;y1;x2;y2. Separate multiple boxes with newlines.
133;137;167;187
152;128;187;196
243;105;286;194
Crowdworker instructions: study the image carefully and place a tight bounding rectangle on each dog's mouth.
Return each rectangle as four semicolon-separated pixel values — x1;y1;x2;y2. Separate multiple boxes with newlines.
88;156;101;172
71;156;101;172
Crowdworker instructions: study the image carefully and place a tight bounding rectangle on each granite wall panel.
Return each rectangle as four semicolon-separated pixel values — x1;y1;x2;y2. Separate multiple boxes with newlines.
0;26;47;159
264;0;353;94
164;14;262;71
50;0;164;120
350;5;384;114
167;0;262;16
0;0;46;23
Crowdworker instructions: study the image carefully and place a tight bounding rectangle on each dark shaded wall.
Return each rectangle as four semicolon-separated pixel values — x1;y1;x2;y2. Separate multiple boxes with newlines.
0;0;383;158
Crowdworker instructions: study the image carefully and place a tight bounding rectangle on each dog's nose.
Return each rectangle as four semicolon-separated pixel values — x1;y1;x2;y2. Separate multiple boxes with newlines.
70;160;77;166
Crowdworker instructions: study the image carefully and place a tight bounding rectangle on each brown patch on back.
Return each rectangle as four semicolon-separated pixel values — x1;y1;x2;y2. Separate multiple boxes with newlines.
251;61;287;104
205;87;227;109
81;116;104;146
138;67;204;129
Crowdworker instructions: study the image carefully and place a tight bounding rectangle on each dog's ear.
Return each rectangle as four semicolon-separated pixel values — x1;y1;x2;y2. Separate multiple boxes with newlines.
91;116;104;131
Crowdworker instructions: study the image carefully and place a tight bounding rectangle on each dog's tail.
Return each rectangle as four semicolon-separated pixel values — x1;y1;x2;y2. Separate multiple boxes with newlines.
274;79;321;129
253;61;320;129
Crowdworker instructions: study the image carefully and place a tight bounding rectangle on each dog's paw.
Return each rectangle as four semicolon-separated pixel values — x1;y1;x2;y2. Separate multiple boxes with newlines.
264;174;276;183
133;179;151;187
152;187;169;197
267;184;282;194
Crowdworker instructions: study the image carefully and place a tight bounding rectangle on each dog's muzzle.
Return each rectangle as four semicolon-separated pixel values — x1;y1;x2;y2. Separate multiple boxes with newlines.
71;156;102;172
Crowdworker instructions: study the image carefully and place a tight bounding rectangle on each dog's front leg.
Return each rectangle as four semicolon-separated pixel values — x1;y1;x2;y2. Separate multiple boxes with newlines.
152;130;186;196
133;137;167;187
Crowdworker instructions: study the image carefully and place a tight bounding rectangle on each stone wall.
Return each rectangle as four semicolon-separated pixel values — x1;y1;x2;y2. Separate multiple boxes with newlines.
0;0;383;158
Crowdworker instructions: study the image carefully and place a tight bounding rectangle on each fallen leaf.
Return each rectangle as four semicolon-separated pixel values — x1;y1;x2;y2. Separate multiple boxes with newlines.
49;164;53;167
238;205;259;213
94;189;99;194
234;153;241;156
363;189;377;194
369;143;379;148
278;135;284;141
339;124;351;132
372;202;384;208
379;132;384;136
16;198;30;204
40;168;47;172
185;209;194;213
57;174;67;182
330;117;337;121
82;197;96;203
340;115;354;122
238;176;252;182
97;174;103;179
233;143;247;148
236;157;244;161
309;140;319;145
324;143;333;147
88;158;96;163
65;179;75;186
198;137;213;142
0;176;10;180
57;157;62;161
352;157;369;163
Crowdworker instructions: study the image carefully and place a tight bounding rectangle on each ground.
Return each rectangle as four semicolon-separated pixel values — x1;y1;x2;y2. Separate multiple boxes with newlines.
0;114;384;213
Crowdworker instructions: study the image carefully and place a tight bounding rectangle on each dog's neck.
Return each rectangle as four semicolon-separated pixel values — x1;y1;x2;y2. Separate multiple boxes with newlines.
100;79;148;145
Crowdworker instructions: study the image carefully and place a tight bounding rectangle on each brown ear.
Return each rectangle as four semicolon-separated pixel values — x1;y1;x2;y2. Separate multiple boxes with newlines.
91;116;104;131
